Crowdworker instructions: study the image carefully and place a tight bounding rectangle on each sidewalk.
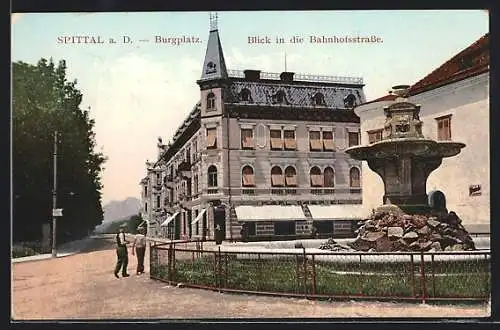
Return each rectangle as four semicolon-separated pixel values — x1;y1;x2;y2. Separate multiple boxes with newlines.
12;236;99;264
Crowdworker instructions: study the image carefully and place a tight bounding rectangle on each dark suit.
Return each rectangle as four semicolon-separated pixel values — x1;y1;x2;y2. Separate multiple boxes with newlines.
114;232;128;276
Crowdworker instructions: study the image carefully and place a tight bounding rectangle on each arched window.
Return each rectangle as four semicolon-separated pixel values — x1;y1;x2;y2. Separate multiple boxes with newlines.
207;92;216;110
324;166;335;187
350;167;360;188
313;92;325;106
208;165;218;187
284;166;297;187
242;165;255;187
310;166;323;187
271;166;284;187
240;88;251;102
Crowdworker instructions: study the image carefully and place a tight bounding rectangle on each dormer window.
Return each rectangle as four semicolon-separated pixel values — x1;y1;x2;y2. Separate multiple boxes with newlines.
240;88;251;102
313;92;326;106
344;94;357;108
207;92;216;111
275;90;286;104
206;61;217;74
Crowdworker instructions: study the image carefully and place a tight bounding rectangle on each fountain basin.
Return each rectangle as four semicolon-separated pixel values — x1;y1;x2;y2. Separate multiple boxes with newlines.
345;138;465;159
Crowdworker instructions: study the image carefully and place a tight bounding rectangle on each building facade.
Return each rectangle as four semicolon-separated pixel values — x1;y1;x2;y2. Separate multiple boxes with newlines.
140;21;368;241
354;34;489;234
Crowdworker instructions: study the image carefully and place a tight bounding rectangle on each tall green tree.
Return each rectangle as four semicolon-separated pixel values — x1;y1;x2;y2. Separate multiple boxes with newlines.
12;58;106;243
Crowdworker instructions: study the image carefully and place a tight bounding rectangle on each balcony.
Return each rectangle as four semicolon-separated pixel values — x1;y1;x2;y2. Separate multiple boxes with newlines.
163;204;175;214
164;175;175;189
177;161;192;179
153;181;163;190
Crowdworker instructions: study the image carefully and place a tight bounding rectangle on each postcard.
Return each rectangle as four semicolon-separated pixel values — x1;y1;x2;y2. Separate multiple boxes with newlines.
11;10;490;320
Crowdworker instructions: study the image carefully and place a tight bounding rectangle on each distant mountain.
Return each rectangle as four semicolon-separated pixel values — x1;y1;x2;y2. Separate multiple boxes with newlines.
102;197;141;223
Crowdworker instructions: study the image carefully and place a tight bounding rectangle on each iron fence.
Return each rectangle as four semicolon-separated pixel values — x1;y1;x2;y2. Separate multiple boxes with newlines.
150;242;490;303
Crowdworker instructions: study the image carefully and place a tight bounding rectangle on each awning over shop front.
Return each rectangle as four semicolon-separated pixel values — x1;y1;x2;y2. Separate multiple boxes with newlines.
235;205;306;222
160;211;179;226
191;209;206;225
307;205;366;220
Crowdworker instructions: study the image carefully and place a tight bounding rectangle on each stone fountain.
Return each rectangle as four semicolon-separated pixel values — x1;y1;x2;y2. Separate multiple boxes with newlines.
329;87;476;252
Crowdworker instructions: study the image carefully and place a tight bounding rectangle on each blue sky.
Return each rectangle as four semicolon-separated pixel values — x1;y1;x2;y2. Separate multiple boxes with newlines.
11;10;489;204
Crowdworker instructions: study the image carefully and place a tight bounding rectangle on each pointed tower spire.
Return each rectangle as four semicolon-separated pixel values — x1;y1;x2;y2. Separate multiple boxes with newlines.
200;12;228;81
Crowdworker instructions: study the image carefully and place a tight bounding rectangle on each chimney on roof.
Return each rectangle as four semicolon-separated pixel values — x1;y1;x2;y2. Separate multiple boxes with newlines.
280;71;295;82
244;70;261;81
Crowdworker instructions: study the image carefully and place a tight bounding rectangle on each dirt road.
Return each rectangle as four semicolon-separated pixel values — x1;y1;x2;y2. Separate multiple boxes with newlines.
11;236;490;320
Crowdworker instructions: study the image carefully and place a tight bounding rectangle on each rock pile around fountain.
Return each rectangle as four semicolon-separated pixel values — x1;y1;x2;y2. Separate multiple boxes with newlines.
319;208;476;252
345;208;475;252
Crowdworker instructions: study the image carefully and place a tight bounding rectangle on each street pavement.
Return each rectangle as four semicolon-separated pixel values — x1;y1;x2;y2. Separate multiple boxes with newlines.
11;235;490;320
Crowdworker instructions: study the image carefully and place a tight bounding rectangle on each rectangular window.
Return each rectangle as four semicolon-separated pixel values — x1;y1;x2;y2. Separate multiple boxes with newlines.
193;175;198;194
247;222;256;236
348;132;359;147
192;139;198;162
271;173;284;186
436;115;452;141
283;130;296;150
194;210;199;235
206;127;217;149
242;171;255;187
322;131;335;151
313;221;334;234
274;221;296;236
241;128;255;149
310;174;324;187
270;130;283;150
309;131;322;151
285;173;297;186
368;129;383;144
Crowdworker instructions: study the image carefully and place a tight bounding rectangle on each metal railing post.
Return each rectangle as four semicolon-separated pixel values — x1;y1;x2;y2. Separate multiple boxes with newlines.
168;243;173;282
302;247;307;298
431;254;436;298
311;254;317;296
410;254;415;297
420;253;427;304
359;254;363;295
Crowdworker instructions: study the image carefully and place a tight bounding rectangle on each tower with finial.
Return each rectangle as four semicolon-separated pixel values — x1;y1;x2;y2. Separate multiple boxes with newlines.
197;12;230;232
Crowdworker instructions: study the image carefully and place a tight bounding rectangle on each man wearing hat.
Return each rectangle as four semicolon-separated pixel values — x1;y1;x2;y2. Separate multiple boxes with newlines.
132;226;147;275
114;223;130;278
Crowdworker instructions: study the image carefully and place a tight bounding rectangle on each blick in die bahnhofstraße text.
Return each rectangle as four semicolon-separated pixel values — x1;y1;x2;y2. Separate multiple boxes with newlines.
248;35;383;44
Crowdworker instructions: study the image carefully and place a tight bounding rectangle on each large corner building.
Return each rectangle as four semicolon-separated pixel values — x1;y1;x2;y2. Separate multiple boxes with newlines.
140;19;367;241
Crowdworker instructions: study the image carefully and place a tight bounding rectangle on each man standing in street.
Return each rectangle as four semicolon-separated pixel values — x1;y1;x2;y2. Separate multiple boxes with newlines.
114;223;130;278
132;226;147;275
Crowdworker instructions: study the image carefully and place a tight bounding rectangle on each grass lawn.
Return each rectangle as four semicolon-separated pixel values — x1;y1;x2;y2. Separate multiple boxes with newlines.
150;255;490;299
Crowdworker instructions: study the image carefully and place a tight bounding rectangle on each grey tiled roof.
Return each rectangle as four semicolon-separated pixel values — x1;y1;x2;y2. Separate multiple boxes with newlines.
199;29;228;81
225;81;366;108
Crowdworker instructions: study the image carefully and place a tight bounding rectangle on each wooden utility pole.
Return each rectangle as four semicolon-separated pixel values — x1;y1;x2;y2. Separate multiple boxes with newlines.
52;131;58;258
